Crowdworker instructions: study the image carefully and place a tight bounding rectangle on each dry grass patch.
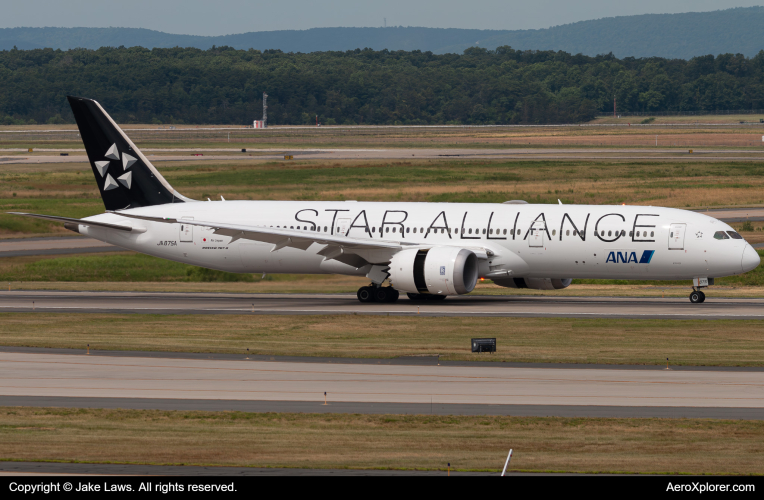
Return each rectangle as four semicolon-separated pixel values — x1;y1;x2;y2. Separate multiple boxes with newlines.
1;313;764;366
0;408;762;474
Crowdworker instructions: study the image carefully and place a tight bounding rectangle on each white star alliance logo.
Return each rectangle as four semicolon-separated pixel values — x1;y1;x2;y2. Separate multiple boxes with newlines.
95;143;137;191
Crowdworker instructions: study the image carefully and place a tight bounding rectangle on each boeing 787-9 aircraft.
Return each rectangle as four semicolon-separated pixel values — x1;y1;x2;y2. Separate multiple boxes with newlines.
11;97;761;303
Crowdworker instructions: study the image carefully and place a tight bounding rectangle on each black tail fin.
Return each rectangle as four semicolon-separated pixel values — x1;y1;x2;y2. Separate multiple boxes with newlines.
67;96;193;211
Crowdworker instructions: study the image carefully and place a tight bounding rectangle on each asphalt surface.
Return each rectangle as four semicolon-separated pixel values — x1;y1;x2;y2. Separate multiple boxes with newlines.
1;350;761;417
4;147;764;164
2;290;764;319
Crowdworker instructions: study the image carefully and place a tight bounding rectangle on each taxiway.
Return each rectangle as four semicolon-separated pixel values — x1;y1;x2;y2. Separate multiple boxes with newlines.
1;291;764;320
0;349;761;420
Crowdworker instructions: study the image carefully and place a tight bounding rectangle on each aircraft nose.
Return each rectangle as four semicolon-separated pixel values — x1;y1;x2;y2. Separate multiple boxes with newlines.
741;244;761;273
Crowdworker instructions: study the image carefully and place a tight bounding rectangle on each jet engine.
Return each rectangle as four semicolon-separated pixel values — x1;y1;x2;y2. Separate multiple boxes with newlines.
493;277;572;290
388;247;479;295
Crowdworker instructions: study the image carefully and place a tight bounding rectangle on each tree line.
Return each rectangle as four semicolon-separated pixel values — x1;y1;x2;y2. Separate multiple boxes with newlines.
1;45;764;126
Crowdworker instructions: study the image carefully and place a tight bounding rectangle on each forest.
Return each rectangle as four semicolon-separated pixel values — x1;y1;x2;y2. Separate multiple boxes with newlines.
1;45;764;126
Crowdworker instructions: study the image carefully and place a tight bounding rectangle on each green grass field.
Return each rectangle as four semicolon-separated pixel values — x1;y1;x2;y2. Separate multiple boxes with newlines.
1;408;762;474
2;313;764;366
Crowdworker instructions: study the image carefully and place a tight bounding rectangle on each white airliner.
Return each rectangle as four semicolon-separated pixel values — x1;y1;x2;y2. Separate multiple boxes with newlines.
11;97;761;303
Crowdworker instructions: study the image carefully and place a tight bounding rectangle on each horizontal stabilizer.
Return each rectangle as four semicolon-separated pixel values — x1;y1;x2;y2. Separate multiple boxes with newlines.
7;212;145;233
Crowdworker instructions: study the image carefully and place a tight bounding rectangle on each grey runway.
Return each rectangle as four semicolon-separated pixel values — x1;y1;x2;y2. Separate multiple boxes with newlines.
2;290;764;319
4;147;764;165
0;351;762;411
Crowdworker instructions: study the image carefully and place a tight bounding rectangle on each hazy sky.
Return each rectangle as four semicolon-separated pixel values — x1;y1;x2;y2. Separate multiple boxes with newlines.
2;1;763;35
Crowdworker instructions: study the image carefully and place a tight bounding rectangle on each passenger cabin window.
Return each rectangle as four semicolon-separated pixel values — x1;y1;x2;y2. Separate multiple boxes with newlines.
727;231;743;240
573;230;577;236
406;227;410;233
503;229;507;235
650;231;654;237
629;231;633;237
566;230;570;236
552;229;557;236
469;229;472;234
386;227;390;233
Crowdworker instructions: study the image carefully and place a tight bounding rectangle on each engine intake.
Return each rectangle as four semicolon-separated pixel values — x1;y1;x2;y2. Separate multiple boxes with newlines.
389;247;479;295
493;278;572;290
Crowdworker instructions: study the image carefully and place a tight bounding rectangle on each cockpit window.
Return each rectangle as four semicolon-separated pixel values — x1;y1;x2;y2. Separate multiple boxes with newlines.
727;231;743;240
714;231;730;240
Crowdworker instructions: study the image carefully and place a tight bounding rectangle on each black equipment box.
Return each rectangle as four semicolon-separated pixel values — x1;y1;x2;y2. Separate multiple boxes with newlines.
471;338;496;353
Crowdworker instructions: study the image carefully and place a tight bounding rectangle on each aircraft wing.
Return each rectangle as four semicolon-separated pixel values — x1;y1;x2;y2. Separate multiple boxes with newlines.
115;212;412;267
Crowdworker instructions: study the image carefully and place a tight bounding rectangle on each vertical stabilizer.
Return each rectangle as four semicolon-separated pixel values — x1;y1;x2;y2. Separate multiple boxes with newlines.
67;96;193;210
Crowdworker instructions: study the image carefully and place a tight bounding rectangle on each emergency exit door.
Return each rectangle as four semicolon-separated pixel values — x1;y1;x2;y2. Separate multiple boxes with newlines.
528;221;545;247
668;223;686;250
336;218;351;235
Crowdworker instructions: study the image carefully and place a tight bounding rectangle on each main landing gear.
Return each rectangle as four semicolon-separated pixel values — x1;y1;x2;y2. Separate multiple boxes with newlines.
357;285;399;303
689;289;706;303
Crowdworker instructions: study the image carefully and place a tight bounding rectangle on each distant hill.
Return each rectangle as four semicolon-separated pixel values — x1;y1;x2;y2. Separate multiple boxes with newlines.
2;7;764;59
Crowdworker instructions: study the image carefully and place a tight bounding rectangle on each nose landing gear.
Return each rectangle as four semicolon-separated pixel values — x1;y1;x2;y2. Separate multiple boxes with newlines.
689;289;706;303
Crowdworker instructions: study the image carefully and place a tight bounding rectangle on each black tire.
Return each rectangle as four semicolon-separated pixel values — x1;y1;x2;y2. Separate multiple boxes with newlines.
689;291;702;303
407;293;423;301
698;290;706;303
357;286;373;303
430;295;447;301
388;288;400;303
374;287;390;303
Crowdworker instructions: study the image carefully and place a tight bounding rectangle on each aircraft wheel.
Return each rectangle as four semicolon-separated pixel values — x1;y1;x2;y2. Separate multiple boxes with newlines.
357;286;374;303
689;290;702;303
388;288;400;303
698;290;706;303
407;293;424;301
374;287;391;303
431;295;447;301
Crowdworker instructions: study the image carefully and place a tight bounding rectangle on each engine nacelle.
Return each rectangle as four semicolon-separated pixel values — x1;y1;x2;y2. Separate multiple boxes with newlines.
493;277;572;290
389;247;479;295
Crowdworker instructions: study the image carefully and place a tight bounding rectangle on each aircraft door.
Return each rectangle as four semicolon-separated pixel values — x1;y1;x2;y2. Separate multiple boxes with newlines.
180;217;193;242
668;223;686;250
528;221;545;247
336;218;351;235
